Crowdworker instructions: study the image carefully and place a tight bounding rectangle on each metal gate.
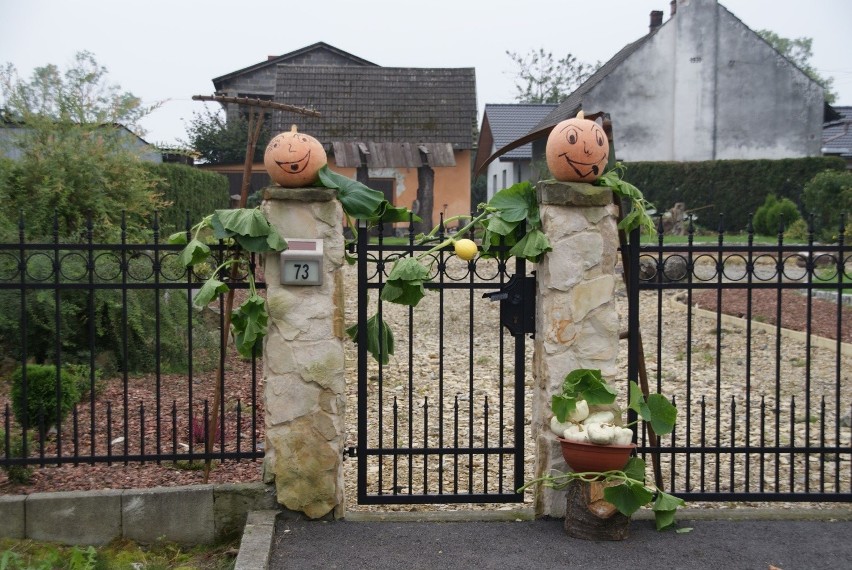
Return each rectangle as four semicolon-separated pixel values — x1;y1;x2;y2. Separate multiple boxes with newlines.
350;221;532;504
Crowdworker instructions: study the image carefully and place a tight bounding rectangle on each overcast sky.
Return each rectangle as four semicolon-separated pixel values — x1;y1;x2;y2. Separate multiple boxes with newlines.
2;0;850;146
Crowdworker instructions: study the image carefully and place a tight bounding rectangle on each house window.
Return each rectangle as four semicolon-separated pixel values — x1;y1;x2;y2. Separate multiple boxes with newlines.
502;170;507;190
493;174;497;195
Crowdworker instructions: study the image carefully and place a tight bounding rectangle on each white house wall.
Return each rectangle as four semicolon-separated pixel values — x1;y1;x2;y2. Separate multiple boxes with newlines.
581;0;823;162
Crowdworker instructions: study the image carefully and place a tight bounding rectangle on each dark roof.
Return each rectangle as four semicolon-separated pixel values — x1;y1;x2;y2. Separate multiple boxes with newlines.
823;105;852;157
212;42;377;90
272;65;477;150
531;34;654;133
486;104;557;158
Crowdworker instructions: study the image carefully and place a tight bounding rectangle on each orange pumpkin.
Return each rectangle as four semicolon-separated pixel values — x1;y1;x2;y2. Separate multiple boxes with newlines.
263;125;327;187
545;111;609;182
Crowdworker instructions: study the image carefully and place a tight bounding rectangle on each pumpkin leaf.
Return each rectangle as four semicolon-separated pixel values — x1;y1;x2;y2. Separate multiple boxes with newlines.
168;231;188;245
193;278;229;308
346;313;395;365
508;227;551;263
551;394;577;424
628;381;677;436
378;203;422;224
318;165;385;220
646;393;678;436
380;256;430;307
652;491;686;531
603;481;654;517
488;182;534;223
231;294;268;358
178;238;211;268
622;456;646;483
214;208;271;237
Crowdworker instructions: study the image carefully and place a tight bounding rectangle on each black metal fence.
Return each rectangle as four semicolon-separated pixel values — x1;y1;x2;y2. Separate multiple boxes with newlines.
627;217;851;501
0;214;264;473
351;220;530;504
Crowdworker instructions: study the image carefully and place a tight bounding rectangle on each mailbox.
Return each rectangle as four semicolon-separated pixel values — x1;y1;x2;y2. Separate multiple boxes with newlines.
280;239;323;285
483;273;536;337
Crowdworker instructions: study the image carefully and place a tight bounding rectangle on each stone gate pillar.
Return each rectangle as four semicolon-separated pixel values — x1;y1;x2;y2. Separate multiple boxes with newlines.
532;180;621;518
261;186;347;519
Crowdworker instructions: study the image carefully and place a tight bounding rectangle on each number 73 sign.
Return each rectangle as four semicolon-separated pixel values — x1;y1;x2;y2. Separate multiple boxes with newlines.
280;239;323;286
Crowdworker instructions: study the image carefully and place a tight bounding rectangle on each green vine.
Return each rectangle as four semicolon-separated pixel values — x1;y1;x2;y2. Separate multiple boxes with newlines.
596;162;657;235
518;456;689;532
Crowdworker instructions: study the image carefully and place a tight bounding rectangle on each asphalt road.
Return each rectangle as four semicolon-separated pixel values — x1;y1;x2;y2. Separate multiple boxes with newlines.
268;516;852;569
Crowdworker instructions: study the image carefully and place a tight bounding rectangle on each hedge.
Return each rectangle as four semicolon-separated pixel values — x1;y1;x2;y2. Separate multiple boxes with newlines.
145;163;230;234
620;157;847;233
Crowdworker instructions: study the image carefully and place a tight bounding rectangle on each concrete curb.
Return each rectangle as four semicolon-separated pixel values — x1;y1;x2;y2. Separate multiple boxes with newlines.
0;482;279;546
234;510;279;570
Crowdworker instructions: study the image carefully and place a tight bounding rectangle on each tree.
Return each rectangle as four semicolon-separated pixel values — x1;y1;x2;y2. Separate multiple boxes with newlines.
757;30;837;104
182;105;270;164
0;51;166;240
506;48;601;104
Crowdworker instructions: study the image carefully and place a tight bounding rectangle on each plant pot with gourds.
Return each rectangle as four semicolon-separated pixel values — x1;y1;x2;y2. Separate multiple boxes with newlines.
519;368;687;537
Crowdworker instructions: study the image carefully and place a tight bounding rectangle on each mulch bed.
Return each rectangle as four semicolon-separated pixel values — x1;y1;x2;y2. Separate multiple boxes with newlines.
690;289;850;344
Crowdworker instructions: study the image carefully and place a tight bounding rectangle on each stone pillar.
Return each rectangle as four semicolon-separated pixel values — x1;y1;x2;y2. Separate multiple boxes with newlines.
261;186;346;519
532;180;621;518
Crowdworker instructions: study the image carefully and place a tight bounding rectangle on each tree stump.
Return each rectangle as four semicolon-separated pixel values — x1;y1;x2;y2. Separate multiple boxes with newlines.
563;479;630;540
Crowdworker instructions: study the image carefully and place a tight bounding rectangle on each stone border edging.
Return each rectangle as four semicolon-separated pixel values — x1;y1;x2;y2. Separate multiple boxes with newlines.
0;482;279;546
670;293;852;356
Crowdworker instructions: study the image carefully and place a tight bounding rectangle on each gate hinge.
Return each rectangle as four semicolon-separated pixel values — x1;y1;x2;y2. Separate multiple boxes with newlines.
344;446;357;459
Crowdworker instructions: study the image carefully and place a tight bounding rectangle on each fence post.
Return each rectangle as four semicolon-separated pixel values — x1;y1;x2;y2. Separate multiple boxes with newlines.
261;186;347;519
533;179;620;518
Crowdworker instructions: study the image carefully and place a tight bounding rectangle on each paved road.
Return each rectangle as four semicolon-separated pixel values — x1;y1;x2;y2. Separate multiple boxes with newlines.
268;516;852;569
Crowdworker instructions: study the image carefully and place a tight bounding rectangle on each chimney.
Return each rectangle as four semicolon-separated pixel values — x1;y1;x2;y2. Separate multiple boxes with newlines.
650;10;664;32
267;55;278;61
670;0;677;16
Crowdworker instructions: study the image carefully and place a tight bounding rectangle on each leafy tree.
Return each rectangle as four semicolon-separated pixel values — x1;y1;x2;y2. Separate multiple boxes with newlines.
182;105;270;164
757;30;837;104
0;51;166;240
506;48;600;104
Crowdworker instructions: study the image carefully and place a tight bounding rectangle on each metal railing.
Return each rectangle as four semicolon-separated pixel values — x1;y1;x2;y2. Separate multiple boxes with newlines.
0;213;263;471
627;216;850;501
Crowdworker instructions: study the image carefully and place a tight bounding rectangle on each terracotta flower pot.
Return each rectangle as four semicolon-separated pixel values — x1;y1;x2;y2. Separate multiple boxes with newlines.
558;438;636;473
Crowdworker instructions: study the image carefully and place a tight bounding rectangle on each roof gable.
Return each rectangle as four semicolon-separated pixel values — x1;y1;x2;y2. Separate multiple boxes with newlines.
272;65;477;149
212;42;377;90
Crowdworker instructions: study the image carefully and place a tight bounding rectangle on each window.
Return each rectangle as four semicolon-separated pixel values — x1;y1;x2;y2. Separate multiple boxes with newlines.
502;170;507;190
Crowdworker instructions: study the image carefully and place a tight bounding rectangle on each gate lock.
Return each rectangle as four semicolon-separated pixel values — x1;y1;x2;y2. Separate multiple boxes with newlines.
483;273;535;337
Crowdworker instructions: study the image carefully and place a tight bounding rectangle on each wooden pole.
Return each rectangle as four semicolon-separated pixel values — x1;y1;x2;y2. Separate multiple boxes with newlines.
194;95;320;481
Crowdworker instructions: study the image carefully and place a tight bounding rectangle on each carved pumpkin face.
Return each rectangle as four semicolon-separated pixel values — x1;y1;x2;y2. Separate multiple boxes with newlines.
545;111;609;182
264;125;327;187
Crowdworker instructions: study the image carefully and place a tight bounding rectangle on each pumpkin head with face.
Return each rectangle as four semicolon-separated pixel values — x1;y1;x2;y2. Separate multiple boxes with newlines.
545;111;609;183
264;125;327;187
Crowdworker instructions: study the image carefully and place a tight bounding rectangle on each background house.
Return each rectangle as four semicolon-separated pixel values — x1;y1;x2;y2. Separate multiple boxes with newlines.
822;106;852;169
0;122;163;163
209;42;477;228
474;103;556;201
508;0;827;166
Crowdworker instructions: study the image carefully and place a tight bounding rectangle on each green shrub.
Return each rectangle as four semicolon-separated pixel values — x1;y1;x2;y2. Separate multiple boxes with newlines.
752;194;801;235
802;169;852;242
0;427;33;484
621;157;846;232
10;364;80;433
145;163;230;235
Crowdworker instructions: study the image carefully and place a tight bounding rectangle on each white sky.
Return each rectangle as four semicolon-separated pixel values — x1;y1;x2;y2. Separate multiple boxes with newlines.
2;0;850;146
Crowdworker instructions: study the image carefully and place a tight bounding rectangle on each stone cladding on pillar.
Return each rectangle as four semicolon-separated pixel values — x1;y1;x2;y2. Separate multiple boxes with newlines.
532;180;621;518
261;186;347;519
